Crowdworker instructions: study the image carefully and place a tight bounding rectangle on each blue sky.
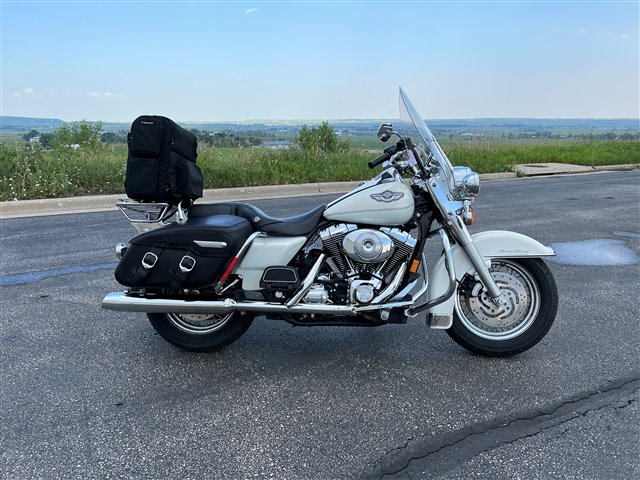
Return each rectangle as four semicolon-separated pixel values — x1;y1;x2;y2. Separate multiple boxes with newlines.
2;1;638;121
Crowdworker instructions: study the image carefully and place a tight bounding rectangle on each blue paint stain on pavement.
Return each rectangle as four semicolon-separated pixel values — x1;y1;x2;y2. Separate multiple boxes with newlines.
548;239;640;266
0;262;117;286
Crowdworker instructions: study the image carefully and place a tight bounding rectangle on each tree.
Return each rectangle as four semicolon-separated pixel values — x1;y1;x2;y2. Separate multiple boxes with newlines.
297;121;339;152
51;120;103;149
23;130;40;142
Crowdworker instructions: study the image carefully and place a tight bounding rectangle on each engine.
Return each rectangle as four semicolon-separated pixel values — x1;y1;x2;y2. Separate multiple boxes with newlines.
319;223;417;304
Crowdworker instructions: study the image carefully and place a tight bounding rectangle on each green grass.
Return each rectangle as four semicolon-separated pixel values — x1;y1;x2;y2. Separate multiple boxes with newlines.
0;140;638;201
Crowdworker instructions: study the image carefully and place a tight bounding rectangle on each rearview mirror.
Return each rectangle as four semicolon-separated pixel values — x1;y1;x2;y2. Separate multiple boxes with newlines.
377;123;393;142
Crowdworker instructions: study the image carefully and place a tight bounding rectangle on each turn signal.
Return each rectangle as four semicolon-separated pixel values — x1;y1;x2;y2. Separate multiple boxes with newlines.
410;259;420;274
462;207;475;226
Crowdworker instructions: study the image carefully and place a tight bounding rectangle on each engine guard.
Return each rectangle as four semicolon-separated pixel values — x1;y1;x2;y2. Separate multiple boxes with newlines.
424;230;555;325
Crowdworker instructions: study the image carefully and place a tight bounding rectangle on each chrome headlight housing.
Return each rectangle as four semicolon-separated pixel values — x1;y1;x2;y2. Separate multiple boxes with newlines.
452;167;480;199
462;172;480;197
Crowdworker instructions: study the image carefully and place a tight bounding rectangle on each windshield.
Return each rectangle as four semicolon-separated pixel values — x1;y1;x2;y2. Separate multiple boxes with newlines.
398;87;455;186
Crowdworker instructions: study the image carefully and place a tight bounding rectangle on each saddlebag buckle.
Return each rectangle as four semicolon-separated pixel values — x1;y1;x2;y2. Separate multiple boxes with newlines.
141;252;158;270
179;255;196;274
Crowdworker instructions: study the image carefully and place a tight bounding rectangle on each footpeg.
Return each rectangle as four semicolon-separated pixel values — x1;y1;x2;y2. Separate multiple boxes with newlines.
428;313;453;329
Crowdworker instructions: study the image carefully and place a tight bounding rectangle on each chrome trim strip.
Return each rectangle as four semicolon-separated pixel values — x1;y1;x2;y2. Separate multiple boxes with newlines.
194;240;228;249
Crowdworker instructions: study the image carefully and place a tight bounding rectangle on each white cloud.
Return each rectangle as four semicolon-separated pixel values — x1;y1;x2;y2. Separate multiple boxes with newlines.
608;31;629;40
12;87;56;98
89;91;121;98
12;87;35;97
577;29;585;34
245;7;258;14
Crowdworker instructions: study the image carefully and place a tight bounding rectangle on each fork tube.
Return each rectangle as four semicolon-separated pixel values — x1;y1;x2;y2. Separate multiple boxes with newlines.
447;214;503;299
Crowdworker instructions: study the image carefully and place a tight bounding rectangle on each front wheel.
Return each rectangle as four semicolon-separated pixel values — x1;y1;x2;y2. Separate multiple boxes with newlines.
447;258;558;357
148;311;255;352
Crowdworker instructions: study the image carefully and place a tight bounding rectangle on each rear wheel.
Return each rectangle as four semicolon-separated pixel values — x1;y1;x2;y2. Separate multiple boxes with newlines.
447;258;558;357
148;311;255;352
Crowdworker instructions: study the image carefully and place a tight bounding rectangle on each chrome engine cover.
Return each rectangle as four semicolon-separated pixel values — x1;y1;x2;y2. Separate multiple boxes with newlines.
342;229;395;264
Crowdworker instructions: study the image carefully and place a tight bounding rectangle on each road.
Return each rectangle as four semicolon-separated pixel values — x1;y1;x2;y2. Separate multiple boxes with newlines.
1;171;639;479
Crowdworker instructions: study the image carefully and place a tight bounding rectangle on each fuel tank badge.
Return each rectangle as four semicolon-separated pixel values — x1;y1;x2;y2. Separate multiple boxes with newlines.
370;190;405;203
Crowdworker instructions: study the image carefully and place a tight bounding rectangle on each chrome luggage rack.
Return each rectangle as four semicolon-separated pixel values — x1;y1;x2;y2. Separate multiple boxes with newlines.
116;199;187;233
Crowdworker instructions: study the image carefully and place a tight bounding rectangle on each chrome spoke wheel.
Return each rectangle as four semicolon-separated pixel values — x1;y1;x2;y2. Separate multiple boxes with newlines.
166;312;233;335
455;260;541;341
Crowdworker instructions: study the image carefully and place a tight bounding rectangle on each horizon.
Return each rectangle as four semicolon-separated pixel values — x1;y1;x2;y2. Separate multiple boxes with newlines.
3;115;640;126
2;1;638;122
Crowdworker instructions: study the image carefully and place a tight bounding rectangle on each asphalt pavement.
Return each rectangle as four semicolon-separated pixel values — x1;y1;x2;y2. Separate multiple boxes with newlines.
1;171;639;479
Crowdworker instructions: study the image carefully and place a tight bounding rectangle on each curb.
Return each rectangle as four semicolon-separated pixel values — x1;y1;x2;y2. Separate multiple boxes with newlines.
0;165;636;219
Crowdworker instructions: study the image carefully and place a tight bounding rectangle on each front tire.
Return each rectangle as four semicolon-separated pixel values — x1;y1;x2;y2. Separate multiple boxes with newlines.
148;311;255;352
447;258;558;357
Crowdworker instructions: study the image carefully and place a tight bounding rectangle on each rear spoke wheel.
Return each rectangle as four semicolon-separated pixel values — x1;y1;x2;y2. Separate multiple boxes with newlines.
148;310;254;352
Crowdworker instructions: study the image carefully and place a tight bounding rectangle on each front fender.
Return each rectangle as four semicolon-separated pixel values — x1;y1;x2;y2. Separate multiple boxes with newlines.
425;230;554;318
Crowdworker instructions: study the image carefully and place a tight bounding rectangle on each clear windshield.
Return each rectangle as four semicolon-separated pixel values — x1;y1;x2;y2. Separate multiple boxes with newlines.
398;87;455;186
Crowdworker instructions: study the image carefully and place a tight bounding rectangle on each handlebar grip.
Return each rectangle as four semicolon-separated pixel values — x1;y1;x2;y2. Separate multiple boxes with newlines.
368;145;398;169
368;153;390;169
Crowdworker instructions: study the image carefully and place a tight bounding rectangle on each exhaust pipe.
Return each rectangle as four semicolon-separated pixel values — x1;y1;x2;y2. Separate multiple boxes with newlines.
101;292;359;316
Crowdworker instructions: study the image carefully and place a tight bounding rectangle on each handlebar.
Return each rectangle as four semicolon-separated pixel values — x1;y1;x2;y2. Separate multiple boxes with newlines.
368;144;398;169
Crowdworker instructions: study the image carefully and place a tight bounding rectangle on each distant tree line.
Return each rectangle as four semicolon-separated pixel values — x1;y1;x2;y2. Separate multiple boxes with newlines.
498;131;640;141
189;129;264;148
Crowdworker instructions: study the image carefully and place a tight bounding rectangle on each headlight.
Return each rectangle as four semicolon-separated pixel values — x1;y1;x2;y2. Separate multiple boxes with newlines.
462;172;480;197
451;167;480;199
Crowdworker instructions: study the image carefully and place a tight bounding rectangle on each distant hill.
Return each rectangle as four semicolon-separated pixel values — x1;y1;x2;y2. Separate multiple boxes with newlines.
1;116;65;132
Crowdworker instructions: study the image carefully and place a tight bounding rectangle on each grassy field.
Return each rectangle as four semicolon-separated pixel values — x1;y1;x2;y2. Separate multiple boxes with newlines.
0;140;638;201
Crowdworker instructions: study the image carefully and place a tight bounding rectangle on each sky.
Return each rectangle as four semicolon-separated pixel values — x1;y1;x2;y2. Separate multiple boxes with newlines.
1;0;638;122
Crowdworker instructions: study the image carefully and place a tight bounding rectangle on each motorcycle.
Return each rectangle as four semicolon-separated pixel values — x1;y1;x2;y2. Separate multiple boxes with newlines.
101;88;558;357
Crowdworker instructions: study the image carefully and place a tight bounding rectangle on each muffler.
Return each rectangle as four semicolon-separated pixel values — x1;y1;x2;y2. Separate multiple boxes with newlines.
101;292;358;316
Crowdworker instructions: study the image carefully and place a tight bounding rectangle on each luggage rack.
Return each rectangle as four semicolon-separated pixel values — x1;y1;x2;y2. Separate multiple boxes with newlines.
116;199;187;233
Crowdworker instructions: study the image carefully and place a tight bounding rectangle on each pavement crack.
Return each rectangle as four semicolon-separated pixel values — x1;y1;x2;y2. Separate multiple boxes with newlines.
372;376;640;479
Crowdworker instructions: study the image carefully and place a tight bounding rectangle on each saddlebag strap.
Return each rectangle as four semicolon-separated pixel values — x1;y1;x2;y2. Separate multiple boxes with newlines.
170;254;197;291
132;247;163;285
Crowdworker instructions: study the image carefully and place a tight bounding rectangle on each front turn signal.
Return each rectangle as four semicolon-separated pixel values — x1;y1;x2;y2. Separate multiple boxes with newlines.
462;206;475;226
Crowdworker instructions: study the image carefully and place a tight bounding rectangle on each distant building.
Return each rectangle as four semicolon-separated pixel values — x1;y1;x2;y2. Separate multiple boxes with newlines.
259;141;293;150
29;136;40;143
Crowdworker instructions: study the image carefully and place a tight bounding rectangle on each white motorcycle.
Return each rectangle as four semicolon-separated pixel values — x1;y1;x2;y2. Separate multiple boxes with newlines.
102;88;558;356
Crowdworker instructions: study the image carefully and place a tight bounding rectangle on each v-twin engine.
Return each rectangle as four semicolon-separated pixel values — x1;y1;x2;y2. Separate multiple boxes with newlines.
319;223;417;304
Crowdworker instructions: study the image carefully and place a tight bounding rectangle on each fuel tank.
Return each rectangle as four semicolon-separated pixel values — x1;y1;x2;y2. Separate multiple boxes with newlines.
324;177;414;226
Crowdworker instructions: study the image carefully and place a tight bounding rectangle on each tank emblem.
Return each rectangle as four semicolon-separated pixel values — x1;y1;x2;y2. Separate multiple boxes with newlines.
371;190;404;203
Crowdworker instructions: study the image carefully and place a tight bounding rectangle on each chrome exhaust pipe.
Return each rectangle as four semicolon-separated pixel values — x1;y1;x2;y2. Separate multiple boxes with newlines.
101;292;359;316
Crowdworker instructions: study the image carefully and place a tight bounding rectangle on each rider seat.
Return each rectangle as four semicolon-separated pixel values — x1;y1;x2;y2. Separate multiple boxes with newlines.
189;202;326;237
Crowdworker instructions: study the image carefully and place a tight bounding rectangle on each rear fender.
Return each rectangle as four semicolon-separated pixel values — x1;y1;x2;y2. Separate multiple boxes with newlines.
425;230;555;318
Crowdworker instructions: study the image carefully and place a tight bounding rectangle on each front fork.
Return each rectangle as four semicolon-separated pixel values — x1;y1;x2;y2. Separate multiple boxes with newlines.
447;213;506;306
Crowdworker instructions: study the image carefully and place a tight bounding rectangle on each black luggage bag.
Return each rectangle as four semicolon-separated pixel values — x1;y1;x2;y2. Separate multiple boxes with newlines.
114;214;253;290
125;115;203;204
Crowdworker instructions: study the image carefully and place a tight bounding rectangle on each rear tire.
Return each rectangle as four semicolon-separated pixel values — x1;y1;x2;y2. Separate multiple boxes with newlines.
447;258;558;357
148;311;255;352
